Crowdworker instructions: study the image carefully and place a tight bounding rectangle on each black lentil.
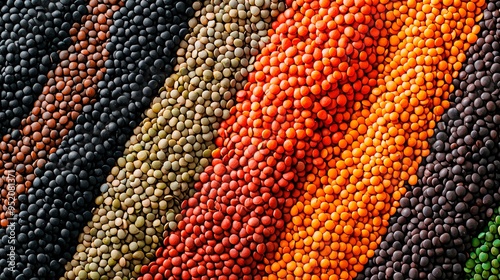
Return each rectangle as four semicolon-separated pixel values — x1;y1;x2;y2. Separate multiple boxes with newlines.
64;0;283;278
0;0;194;278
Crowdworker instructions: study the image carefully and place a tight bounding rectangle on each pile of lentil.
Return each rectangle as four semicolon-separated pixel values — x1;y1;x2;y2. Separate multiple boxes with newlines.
0;0;194;278
138;0;391;277
263;0;484;278
357;0;500;278
0;0;500;279
64;0;283;278
466;206;500;280
0;0;116;227
0;0;86;135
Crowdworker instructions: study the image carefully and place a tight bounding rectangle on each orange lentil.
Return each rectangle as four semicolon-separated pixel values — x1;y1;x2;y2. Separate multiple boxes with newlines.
264;0;484;278
140;0;389;277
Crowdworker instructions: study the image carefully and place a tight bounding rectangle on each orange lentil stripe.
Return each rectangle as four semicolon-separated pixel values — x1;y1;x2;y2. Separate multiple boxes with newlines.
263;0;485;278
0;0;120;227
138;0;390;278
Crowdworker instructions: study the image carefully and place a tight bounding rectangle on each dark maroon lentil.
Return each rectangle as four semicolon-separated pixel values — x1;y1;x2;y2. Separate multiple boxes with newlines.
356;2;500;279
0;0;87;136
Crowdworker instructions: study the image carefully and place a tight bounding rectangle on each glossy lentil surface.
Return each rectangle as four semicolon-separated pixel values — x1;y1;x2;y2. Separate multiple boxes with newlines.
0;0;115;228
137;0;391;277
263;0;484;278
466;206;500;280
64;0;282;278
0;0;86;136
358;1;500;279
0;0;194;278
0;0;499;279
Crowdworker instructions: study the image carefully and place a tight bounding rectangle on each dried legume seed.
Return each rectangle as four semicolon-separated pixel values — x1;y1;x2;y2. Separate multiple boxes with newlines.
138;0;388;277
265;0;483;278
0;0;114;227
66;0;282;278
0;0;195;279
0;0;87;136
359;2;499;278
